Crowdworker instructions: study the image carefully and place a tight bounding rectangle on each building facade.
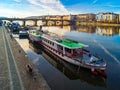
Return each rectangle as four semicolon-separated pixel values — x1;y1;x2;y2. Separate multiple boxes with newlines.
75;14;96;22
96;12;118;23
62;15;76;20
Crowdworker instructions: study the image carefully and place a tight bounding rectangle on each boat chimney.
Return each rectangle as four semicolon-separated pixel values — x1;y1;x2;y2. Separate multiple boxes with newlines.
39;25;42;31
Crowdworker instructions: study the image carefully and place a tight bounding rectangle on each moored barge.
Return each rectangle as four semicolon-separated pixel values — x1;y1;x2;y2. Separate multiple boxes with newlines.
28;29;107;74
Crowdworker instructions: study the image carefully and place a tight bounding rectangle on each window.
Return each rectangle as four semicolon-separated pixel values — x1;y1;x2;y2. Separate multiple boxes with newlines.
57;45;63;50
65;48;71;53
52;42;54;46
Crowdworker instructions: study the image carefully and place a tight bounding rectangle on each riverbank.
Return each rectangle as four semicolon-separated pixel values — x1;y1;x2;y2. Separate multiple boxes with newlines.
5;26;51;90
0;27;10;90
76;22;120;27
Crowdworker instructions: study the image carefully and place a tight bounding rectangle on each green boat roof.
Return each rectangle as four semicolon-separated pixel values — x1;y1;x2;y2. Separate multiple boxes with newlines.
58;39;88;49
30;31;42;37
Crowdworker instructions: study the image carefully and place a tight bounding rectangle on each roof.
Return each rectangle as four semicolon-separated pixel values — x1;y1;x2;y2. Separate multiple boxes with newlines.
19;31;27;34
29;30;42;37
57;39;88;49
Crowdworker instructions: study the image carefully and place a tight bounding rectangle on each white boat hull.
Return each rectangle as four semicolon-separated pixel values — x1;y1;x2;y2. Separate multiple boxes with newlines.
41;42;106;71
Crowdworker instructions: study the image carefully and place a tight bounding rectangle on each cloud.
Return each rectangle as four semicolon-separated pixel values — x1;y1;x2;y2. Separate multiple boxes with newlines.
13;0;22;2
103;4;120;8
0;0;69;17
27;0;69;15
0;3;49;17
92;0;98;4
0;8;36;18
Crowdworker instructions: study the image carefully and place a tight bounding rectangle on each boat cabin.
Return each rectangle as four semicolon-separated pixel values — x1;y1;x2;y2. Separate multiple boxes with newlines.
56;39;89;58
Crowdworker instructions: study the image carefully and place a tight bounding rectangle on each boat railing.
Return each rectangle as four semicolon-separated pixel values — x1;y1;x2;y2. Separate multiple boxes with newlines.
83;49;90;54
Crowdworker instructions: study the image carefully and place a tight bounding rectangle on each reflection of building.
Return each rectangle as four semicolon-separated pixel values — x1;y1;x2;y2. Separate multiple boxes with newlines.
119;28;120;35
96;12;118;23
75;14;96;22
62;26;75;31
96;27;119;36
76;26;96;33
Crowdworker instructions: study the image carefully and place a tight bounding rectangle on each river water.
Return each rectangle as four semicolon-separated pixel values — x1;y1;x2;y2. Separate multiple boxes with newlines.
18;25;120;90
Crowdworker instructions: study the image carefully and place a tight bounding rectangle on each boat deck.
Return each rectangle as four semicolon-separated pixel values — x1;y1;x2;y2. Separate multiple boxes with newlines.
42;32;88;49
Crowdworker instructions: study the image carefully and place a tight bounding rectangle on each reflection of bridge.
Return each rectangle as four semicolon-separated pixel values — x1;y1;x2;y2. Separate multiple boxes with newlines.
0;18;75;26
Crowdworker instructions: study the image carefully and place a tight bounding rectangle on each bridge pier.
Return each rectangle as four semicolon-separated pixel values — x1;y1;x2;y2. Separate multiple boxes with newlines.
10;20;13;23
34;20;37;26
43;20;48;26
61;20;64;25
22;21;25;26
46;20;48;26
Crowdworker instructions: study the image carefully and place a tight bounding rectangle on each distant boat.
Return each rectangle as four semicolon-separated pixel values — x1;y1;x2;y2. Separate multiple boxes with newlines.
0;20;3;26
28;29;107;74
28;30;42;43
19;30;28;39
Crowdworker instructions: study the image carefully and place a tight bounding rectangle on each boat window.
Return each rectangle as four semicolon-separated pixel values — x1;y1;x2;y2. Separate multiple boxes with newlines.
57;45;63;50
52;42;54;46
65;48;71;53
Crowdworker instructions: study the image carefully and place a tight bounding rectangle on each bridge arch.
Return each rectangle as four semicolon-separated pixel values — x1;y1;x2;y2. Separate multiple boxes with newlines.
47;21;55;26
56;21;62;26
37;20;43;26
25;20;37;26
12;20;23;26
2;20;11;23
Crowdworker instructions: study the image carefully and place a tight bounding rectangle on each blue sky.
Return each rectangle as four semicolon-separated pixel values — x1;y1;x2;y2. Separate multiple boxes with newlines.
0;0;120;17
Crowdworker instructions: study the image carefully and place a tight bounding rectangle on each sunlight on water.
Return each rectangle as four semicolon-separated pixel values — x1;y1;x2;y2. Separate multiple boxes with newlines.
42;26;69;36
15;38;29;51
93;40;120;64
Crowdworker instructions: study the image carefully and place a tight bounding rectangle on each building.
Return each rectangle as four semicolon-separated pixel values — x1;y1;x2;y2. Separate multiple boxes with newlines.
96;12;118;23
75;14;96;22
45;15;62;20
44;15;76;21
118;14;120;23
62;15;76;20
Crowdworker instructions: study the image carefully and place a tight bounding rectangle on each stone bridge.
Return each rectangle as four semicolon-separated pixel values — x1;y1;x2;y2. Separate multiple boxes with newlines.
0;18;75;26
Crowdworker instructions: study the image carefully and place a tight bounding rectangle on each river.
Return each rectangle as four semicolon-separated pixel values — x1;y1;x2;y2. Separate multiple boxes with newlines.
16;25;120;90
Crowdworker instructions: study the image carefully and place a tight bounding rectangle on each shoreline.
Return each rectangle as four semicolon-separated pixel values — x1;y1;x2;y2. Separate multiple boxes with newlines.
5;26;51;90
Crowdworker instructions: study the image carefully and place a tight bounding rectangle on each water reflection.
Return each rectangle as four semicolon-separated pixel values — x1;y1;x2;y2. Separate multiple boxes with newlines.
96;26;119;36
29;42;106;87
75;26;96;33
56;25;120;36
14;20;120;36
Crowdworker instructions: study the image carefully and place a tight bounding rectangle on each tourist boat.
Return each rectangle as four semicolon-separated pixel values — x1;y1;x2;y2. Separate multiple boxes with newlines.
28;30;107;74
28;30;42;43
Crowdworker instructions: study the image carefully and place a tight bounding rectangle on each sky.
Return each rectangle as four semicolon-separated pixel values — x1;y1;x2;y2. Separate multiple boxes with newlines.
0;0;120;18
